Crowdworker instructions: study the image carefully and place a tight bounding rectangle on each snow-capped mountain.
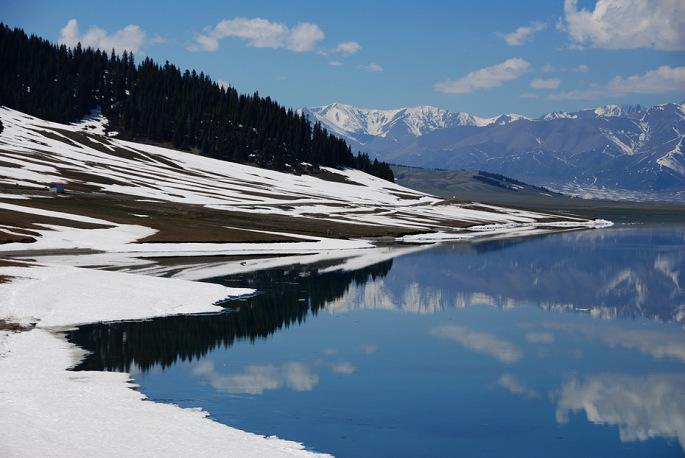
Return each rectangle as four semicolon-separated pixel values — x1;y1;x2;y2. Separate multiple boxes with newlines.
300;103;533;142
299;103;526;146
302;102;685;199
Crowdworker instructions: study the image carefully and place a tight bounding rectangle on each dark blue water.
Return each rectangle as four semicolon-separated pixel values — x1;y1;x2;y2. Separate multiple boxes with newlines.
69;226;685;457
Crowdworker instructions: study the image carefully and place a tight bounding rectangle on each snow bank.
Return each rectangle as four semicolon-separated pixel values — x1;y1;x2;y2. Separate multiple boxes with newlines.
466;219;613;232
400;232;471;243
399;219;613;243
0;329;328;457
0;263;330;456
0;264;253;328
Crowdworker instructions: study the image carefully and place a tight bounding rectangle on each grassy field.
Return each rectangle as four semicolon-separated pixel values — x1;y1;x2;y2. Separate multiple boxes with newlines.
0;189;423;245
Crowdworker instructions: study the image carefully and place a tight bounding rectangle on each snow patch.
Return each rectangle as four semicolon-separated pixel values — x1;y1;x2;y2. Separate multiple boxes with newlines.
0;329;326;457
0;264;253;327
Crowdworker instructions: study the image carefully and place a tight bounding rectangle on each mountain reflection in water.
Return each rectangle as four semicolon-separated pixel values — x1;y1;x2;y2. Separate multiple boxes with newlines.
70;259;393;372
67;226;685;457
69;226;685;374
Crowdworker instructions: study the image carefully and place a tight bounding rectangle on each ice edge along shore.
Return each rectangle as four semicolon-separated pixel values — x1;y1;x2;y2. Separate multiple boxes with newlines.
0;262;334;457
0;222;612;458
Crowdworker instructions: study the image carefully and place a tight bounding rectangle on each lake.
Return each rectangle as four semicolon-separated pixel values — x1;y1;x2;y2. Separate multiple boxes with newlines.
68;226;685;457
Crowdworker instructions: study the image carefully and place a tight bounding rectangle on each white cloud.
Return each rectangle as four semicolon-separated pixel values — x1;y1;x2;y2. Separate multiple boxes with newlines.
331;362;356;374
214;17;288;48
360;63;383;73
282;362;319;391
530;78;561;89
216;80;230;90
562;0;685;50
541;63;589;73
520;92;539;99
188;34;218;52
607;66;685;93
556;373;685;449
546;321;685;362
287;22;325;52
188;17;324;53
193;360;319;395
525;332;556;343
548;65;685;100
58;19;145;54
498;21;547;46
431;325;523;364
328;60;343;67
434;58;530;94
193;361;281;395
498;374;538;398
150;34;166;44
334;41;361;55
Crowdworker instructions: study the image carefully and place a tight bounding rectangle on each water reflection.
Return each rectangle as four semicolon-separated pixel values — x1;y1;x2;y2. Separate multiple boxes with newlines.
69;227;685;373
66;226;685;457
556;373;685;449
193;361;320;395
325;226;685;321
498;373;538;399
69;259;393;372
430;325;523;364
546;322;685;363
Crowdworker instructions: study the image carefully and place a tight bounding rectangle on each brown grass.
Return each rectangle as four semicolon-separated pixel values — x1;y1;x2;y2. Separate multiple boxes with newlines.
0;230;36;244
0;159;21;168
389;192;423;200
0;319;32;332
11;193;420;243
0;259;36;285
56;168;128;187
0;207;111;232
310;169;364;186
0;259;35;267
461;204;509;214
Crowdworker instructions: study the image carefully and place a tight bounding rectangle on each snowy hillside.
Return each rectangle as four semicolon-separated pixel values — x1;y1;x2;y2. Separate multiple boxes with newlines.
0;107;608;256
303;101;685;200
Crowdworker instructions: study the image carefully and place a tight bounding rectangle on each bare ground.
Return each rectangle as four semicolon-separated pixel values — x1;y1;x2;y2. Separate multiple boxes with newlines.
0;192;422;244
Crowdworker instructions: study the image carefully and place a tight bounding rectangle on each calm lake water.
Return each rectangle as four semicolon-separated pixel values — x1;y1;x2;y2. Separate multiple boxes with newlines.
68;226;685;457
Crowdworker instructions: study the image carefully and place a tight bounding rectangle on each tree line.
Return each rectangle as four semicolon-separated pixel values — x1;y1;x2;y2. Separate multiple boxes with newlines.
0;23;394;181
69;259;393;372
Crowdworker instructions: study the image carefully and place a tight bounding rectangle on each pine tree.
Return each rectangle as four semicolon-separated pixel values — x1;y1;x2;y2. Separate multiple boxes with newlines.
0;23;394;181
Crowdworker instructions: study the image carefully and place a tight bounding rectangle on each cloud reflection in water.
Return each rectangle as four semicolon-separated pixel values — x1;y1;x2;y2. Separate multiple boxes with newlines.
556;373;685;450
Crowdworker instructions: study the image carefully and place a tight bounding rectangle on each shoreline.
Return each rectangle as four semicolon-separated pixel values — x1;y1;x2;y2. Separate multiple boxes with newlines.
1;328;329;457
0;203;613;457
0;261;330;457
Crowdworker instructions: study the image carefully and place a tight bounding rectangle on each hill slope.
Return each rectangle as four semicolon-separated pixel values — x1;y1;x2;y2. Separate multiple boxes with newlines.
0;23;393;181
392;165;685;223
0;107;606;255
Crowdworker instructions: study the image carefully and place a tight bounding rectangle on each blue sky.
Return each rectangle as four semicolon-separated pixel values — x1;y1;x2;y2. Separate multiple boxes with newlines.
2;0;684;117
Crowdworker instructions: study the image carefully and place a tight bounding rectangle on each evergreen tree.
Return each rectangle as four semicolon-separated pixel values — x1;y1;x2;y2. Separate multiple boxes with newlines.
0;23;394;181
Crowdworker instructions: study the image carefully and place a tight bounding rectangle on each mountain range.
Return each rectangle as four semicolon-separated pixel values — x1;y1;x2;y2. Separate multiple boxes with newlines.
301;102;685;200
